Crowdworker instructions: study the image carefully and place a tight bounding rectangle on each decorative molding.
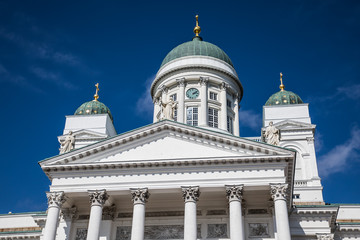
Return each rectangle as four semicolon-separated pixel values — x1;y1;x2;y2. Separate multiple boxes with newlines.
199;76;209;86
270;183;288;201
130;188;150;205
225;185;244;202
181;186;200;203
88;189;109;206
307;137;315;143
46;191;65;208
102;204;116;220
316;233;334;240
176;78;186;87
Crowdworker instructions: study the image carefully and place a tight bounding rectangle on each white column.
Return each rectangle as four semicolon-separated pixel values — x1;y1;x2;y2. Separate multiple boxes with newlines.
87;190;109;240
233;94;240;136
270;184;291;240
225;185;245;240
43;191;65;240
130;188;150;240
199;77;208;127
57;207;77;240
177;78;186;123
182;186;200;240
220;82;229;131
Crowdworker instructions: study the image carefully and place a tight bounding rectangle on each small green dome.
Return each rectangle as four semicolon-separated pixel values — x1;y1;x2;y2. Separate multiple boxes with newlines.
160;37;234;68
74;100;113;121
265;90;303;106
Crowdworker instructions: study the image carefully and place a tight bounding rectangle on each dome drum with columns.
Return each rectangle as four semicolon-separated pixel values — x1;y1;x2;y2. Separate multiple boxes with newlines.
151;16;243;136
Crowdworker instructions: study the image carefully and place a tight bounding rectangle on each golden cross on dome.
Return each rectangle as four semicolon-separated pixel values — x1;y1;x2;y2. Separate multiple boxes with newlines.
279;72;285;91
94;83;99;101
194;15;201;37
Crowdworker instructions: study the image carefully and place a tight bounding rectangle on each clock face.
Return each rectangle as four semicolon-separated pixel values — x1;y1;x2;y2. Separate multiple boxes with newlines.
186;88;199;99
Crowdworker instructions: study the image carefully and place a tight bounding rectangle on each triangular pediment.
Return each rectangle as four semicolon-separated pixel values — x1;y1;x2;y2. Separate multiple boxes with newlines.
58;129;108;141
43;121;295;167
273;120;315;131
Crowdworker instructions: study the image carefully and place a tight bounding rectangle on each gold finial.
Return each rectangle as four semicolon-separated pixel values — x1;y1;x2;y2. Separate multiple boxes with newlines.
279;72;285;91
193;15;201;37
93;83;99;101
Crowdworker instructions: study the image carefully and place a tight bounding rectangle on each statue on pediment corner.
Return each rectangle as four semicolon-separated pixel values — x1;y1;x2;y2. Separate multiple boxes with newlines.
59;131;75;154
264;121;280;146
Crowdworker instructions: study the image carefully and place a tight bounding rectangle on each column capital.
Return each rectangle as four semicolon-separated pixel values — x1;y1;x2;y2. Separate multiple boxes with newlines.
220;82;229;91
199;77;209;86
316;234;334;240
270;183;288;201
181;186;200;203
176;78;186;87
46;191;65;208
130;188;150;205
88;189;109;207
61;206;77;221
159;85;168;94
225;185;244;202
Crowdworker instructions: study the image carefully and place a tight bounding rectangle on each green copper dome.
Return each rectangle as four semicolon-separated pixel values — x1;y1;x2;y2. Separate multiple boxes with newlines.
265;90;303;106
74;100;113;121
160;37;234;68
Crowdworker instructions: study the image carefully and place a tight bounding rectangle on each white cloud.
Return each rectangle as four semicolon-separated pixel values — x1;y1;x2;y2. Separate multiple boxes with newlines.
314;131;324;152
337;84;360;100
318;127;360;177
239;109;262;130
30;66;77;90
135;75;155;119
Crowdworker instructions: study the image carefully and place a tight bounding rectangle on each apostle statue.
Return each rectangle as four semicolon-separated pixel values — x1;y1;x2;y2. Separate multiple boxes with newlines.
264;121;280;146
158;96;177;121
59;131;75;154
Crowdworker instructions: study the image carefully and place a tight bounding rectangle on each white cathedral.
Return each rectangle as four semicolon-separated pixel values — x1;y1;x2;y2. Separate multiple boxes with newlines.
0;16;359;240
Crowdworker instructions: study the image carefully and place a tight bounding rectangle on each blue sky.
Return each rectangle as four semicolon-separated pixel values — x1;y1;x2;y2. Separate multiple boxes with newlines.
0;0;359;213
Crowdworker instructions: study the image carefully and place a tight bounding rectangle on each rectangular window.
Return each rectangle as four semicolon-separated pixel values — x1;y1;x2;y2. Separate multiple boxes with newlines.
186;107;198;126
227;99;232;108
209;92;217;100
208;108;218;128
170;93;177;101
227;116;233;134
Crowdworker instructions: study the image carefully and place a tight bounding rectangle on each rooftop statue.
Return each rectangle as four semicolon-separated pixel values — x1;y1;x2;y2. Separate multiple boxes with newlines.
264;121;280;146
158;96;177;121
59;131;75;154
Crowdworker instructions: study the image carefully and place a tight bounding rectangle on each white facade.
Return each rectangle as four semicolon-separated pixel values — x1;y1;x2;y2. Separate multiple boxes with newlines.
1;25;360;240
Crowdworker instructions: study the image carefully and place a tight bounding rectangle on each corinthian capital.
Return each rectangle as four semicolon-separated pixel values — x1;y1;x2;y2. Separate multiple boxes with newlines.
181;186;200;203
61;206;77;221
270;184;288;201
88;190;109;206
199;77;209;86
131;188;150;205
46;191;65;208
220;82;229;90
316;234;334;240
225;185;244;202
176;78;186;87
